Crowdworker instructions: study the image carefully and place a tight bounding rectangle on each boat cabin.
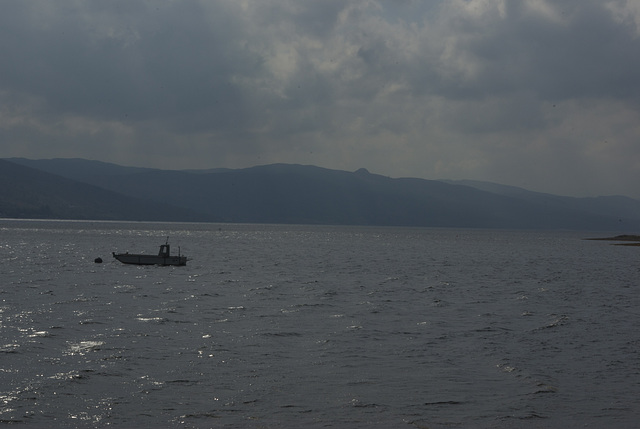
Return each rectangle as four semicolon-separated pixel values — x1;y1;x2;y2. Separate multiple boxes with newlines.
158;243;171;258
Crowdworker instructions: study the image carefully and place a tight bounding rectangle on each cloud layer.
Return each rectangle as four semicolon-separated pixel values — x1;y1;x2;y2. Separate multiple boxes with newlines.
1;0;640;197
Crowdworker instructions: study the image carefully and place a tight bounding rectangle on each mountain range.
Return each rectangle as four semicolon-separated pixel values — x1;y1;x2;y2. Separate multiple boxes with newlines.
2;157;640;231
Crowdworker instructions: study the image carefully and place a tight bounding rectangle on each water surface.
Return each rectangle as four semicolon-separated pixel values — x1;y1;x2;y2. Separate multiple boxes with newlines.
1;220;638;428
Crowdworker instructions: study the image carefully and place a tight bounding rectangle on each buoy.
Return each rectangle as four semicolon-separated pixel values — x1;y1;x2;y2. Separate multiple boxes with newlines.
94;257;103;263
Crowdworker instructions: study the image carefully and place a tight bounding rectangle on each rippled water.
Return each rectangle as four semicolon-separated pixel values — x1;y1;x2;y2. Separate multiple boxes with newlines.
1;219;639;428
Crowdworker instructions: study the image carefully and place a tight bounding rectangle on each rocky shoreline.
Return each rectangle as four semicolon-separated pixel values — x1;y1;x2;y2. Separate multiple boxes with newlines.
585;234;640;246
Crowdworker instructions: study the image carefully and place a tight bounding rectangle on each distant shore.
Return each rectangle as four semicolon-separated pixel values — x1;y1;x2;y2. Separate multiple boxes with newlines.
585;234;640;246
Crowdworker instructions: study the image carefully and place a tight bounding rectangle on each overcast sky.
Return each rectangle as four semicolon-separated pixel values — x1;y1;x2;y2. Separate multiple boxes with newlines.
1;0;640;197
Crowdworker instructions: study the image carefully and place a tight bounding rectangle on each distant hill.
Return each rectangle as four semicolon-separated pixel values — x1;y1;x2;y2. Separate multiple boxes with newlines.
443;179;640;225
0;159;209;221
4;157;640;230
7;157;159;180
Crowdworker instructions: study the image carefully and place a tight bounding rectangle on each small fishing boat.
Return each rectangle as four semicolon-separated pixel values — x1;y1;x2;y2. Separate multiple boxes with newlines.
112;239;187;266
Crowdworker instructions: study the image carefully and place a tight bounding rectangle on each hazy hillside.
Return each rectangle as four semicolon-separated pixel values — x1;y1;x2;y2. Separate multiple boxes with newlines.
4;158;640;230
444;179;640;224
7;157;158;179
0;159;209;221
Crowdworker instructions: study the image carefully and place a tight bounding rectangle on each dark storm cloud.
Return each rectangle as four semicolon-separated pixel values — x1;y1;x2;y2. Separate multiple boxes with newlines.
1;0;640;197
0;1;262;131
431;1;640;102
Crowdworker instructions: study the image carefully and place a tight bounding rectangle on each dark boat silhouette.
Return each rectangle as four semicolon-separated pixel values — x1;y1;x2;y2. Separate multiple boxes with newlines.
113;239;187;266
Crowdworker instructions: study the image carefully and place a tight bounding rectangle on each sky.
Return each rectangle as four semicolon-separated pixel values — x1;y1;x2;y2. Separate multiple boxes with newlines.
1;0;640;198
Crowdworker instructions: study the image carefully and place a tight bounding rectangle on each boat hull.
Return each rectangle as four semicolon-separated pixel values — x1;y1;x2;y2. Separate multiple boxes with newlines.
112;253;187;266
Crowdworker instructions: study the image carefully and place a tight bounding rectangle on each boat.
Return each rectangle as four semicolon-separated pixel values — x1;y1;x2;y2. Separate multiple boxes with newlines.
112;239;187;266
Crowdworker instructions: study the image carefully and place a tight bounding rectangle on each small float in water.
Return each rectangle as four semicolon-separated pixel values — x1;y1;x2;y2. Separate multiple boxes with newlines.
112;239;187;266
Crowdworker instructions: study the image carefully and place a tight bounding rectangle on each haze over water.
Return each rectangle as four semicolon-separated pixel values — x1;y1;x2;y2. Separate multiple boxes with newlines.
1;220;639;428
